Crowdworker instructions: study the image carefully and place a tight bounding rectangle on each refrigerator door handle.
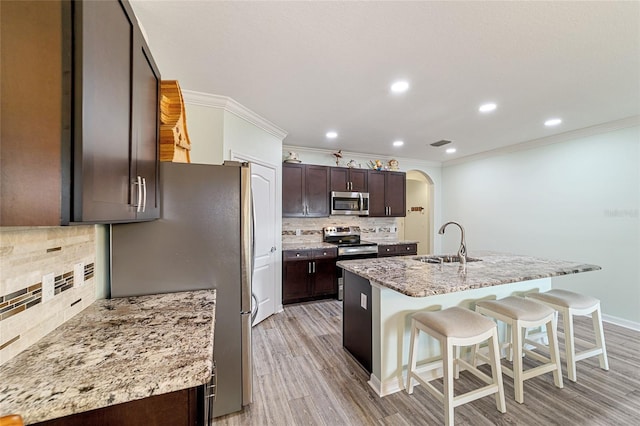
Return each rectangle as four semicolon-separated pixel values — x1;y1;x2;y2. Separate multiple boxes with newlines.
241;311;252;406
251;293;259;323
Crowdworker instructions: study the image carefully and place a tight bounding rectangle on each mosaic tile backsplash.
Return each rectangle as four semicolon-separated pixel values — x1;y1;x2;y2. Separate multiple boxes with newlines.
282;216;403;243
0;226;97;365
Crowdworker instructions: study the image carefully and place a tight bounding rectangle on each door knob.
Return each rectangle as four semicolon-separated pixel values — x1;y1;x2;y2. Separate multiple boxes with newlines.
270;246;277;253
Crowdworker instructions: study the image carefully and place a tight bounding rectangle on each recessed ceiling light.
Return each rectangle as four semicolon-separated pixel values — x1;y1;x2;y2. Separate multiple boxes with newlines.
479;103;497;113
446;148;457;154
390;80;409;93
326;131;338;139
393;140;404;147
544;118;562;127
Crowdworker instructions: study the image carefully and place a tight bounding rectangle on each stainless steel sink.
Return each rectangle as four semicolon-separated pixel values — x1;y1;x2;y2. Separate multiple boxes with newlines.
413;255;482;264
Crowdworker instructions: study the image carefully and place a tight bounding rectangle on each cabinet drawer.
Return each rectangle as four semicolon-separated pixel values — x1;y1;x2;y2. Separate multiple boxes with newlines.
378;243;417;257
378;245;397;256
312;248;337;259
398;244;417;255
283;250;312;260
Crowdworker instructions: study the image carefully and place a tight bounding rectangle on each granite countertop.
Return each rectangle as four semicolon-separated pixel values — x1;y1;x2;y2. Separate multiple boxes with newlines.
337;252;601;297
282;241;418;251
0;290;216;425
377;240;419;246
282;242;337;251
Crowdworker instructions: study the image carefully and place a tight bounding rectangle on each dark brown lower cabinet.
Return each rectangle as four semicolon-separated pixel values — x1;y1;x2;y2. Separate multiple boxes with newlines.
34;386;203;426
283;248;337;304
342;270;372;373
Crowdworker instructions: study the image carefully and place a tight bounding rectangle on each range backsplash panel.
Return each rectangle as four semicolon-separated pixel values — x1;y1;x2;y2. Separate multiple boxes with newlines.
282;217;402;243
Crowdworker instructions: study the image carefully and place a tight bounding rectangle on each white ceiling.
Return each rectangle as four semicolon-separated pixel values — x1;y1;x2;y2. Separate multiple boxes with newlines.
130;0;640;164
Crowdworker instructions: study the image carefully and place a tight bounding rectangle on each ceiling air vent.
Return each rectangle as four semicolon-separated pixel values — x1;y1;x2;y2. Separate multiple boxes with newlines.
430;140;452;147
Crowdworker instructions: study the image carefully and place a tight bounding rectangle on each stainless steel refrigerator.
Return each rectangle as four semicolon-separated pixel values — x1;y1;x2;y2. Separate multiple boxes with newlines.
110;161;254;421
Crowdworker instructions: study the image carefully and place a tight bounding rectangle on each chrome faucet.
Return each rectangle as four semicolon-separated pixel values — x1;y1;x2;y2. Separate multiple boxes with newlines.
438;221;467;264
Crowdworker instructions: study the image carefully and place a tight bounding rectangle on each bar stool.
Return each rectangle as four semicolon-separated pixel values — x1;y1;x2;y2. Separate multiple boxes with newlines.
406;306;506;426
526;289;609;382
475;296;563;403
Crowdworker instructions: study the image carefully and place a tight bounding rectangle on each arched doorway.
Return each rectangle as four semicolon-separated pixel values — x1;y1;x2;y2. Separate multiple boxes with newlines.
404;170;434;255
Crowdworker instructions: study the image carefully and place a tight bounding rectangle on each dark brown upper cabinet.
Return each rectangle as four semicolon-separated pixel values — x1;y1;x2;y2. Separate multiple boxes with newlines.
368;170;406;217
283;163;330;217
0;0;160;226
330;167;368;192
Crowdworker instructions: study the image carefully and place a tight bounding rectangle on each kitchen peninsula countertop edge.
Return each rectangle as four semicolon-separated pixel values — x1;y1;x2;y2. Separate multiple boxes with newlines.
337;252;601;297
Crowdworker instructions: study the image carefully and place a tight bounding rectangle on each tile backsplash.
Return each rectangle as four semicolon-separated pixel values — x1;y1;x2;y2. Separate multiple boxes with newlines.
282;216;404;243
0;226;97;365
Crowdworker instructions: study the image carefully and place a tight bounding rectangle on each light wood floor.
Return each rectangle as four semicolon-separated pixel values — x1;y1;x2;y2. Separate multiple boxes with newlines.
214;300;640;425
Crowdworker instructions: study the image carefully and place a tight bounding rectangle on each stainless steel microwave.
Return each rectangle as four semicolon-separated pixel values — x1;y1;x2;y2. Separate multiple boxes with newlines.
331;191;369;216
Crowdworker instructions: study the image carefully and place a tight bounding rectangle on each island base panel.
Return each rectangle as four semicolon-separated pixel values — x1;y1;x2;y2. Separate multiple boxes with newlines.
343;270;372;373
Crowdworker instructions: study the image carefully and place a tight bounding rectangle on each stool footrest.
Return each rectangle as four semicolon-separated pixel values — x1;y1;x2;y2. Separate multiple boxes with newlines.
453;384;502;408
523;348;551;364
575;347;604;361
502;361;561;381
457;359;494;386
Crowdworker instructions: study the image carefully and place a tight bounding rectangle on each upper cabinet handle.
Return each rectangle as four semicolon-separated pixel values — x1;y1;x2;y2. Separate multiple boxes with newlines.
141;177;147;212
135;176;143;212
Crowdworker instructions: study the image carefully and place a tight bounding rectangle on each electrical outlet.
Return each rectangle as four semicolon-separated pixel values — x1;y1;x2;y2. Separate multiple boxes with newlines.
74;262;84;287
295;229;302;236
42;273;55;303
360;293;367;309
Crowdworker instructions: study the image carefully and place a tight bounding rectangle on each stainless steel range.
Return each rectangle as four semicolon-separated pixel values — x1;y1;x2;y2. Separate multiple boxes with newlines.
323;226;378;300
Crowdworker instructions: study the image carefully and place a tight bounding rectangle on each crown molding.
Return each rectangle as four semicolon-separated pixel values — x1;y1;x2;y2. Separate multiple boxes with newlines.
282;145;442;169
181;89;288;140
443;115;640;167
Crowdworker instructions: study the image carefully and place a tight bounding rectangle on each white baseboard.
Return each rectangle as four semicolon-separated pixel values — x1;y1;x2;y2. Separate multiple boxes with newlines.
368;373;405;397
603;314;640;331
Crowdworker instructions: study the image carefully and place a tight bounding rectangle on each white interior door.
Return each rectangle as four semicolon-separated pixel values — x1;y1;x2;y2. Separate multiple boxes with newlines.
248;162;277;325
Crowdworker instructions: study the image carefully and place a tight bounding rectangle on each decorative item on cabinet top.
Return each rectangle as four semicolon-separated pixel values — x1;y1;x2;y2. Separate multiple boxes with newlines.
367;159;399;171
284;151;301;163
332;150;343;166
160;80;191;163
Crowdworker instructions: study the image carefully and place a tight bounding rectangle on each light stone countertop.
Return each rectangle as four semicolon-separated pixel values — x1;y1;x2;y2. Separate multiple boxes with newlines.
0;290;216;424
282;242;337;251
337;252;601;297
281;241;418;251
376;240;419;246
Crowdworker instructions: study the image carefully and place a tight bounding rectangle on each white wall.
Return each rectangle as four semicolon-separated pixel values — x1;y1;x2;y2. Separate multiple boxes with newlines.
405;175;431;254
224;113;283;165
183;104;224;165
441;126;640;325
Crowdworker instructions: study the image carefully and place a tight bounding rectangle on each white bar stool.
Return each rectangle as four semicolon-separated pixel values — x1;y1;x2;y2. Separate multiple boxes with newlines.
406;306;506;426
475;296;563;403
526;289;609;382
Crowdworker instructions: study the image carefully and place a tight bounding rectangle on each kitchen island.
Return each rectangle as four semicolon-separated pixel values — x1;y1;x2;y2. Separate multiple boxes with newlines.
336;252;601;397
0;290;216;425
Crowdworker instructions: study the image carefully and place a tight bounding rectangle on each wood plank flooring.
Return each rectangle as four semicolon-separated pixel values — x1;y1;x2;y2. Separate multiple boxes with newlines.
214;300;640;425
